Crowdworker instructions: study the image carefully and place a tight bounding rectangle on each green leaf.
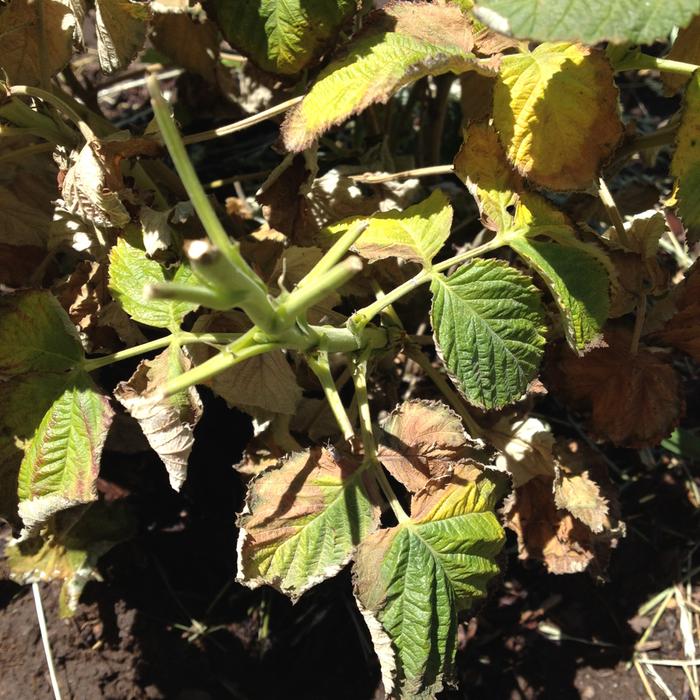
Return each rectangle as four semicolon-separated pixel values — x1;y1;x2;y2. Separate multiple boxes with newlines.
282;3;497;151
430;259;546;409
237;448;380;601
324;191;453;266
0;290;82;378
473;0;700;45
454;122;611;352
671;72;700;243
17;371;114;535
212;0;356;75
509;237;609;352
108;236;199;329
353;462;504;698
7;502;135;617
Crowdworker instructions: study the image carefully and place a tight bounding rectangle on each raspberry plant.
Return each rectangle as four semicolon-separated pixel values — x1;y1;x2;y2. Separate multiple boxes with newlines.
1;1;700;697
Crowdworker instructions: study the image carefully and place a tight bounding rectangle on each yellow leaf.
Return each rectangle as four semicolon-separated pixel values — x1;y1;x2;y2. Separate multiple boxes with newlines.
663;14;700;94
493;42;623;190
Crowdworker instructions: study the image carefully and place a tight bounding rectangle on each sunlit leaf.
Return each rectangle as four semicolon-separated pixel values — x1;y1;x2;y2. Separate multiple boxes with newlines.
377;400;480;493
282;3;498;151
353;462;504;697
95;0;150;73
212;0;356;75
492;43;623;191
324;191;453;266
473;0;700;45
671;72;700;243
237;448;380;600
430;259;546;409
17;370;114;534
7;502;135;617
108;236;198;329
115;346;203;491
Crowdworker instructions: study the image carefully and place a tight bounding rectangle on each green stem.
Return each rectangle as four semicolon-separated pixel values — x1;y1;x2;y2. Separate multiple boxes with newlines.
9;85;96;142
146;282;243;311
350;237;503;329
306;352;355;441
0;98;70;144
299;221;369;289
405;345;483;438
82;332;241;372
277;256;363;327
146;76;278;334
353;357;409;523
617;53;700;76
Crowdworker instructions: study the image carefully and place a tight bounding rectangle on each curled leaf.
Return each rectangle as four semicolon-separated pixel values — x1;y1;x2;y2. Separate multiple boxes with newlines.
115;347;203;491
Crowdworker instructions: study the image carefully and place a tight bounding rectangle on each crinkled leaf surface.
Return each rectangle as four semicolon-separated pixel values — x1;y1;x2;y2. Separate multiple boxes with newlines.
0;291;82;378
377;400;479;492
353;462;504;697
0;0;75;85
95;0;150;73
282;3;497;151
454;122;611;352
671;73;700;243
325;190;452;266
212;0;356;75
115;346;202;491
473;0;700;45
237;448;380;601
493;43;622;190
109;236;198;329
430;259;546;409
17;370;114;535
7;502;135;617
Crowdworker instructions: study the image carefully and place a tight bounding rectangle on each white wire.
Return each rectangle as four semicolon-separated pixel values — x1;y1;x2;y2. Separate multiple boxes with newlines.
32;583;63;700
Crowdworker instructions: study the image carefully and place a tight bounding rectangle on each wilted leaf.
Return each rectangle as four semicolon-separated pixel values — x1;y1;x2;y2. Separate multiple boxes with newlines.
324;190;452;266
212;0;356;75
671;72;700;243
237;448;381;600
487;415;556;488
115;347;203;491
108;236;199;329
648;263;700;362
17;370;114;535
0;290;82;378
493;43;623;190
473;0;699;45
282;3;498;151
503;474;618;575
0;0;75;85
189;312;301;415
554;464;609;535
430;258;546;409
377;400;479;492
353;462;504;697
546;328;683;447
95;0;150;73
663;15;700;94
454;122;611;352
6;502;135;617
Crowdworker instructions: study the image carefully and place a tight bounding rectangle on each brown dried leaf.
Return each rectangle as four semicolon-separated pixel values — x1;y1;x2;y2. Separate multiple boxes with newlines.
0;0;75;85
189;312;301;415
648;262;700;362
546;327;683;447
115;346;203;491
377;400;480;493
95;0;151;73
